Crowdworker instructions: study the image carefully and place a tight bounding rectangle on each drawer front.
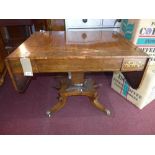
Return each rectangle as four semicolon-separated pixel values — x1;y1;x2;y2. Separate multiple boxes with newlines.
121;58;147;71
66;31;102;44
65;19;103;29
35;58;122;72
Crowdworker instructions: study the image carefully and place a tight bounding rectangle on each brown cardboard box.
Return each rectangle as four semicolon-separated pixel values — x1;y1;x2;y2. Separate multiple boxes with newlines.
111;19;155;109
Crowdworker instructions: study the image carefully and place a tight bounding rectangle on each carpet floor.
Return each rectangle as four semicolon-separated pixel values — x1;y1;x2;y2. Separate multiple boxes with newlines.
0;73;155;135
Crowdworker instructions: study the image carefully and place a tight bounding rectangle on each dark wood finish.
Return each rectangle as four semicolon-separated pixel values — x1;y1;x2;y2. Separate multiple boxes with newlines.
0;19;48;86
50;19;65;31
0;26;30;50
0;20;33;27
0;19;47;29
71;72;84;84
45;19;65;31
6;31;148;74
33;20;48;31
0;19;48;51
0;34;7;85
5;30;149;116
47;78;110;117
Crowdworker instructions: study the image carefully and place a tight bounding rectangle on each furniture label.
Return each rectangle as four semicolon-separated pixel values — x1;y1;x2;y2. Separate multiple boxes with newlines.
20;58;33;76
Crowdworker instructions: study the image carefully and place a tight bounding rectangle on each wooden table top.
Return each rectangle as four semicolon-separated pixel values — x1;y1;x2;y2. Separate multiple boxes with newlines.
8;31;148;59
5;31;150;92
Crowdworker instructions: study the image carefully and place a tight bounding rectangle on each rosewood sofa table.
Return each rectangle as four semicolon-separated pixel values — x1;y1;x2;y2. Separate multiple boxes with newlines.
5;31;149;117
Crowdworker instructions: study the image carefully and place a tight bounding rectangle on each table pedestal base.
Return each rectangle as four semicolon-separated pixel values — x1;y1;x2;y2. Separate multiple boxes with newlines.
47;73;110;117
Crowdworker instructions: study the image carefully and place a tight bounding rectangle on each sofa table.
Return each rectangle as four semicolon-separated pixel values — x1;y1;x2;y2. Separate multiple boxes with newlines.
5;31;149;117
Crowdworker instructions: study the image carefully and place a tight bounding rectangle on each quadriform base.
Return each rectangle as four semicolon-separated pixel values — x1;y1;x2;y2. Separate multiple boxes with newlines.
46;72;110;117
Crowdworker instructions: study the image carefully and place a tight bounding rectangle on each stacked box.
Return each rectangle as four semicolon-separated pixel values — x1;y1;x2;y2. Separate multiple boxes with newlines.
111;19;155;109
111;66;155;109
121;19;155;65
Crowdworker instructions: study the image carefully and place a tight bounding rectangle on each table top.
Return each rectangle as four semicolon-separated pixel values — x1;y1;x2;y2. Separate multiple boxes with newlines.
8;31;148;59
5;31;150;92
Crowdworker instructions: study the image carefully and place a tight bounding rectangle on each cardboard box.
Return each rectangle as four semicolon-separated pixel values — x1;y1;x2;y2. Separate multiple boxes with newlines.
121;19;155;65
111;66;155;109
111;19;155;109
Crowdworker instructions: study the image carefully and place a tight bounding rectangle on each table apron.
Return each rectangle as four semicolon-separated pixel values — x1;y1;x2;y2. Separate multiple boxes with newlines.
34;58;123;72
6;57;148;74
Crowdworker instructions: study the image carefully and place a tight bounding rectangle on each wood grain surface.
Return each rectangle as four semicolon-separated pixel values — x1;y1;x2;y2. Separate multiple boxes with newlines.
5;30;149;92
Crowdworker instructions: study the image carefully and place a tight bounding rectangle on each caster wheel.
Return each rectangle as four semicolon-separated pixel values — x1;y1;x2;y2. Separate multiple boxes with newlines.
105;109;111;116
0;79;4;86
46;111;53;118
59;97;63;101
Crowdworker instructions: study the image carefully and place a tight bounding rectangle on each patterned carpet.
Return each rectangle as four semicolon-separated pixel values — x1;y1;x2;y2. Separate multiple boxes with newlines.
0;73;155;134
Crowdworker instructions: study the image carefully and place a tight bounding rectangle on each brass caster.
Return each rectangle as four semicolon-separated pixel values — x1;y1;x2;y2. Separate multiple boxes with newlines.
46;111;53;118
0;78;4;86
105;109;111;116
59;97;63;101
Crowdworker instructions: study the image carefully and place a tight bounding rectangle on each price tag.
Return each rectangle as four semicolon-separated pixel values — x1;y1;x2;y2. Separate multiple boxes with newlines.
20;58;33;76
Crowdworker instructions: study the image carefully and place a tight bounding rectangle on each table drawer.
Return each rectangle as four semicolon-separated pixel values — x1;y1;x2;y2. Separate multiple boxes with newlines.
35;58;122;72
65;19;103;29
